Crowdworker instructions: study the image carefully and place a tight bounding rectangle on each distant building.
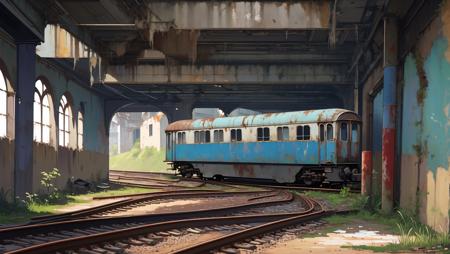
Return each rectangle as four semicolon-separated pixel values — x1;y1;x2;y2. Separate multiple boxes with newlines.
109;112;142;154
192;108;224;119
140;112;169;151
228;108;261;117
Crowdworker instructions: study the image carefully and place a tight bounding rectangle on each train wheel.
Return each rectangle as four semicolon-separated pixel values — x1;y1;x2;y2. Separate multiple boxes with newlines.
212;175;224;181
296;169;314;186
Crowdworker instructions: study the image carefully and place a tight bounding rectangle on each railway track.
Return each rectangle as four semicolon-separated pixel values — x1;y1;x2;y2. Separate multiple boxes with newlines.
110;170;360;193
29;189;273;224
0;190;296;253
0;172;352;253
1;193;332;254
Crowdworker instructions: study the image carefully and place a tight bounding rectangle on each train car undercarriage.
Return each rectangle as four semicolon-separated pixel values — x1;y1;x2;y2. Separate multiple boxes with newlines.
170;162;361;186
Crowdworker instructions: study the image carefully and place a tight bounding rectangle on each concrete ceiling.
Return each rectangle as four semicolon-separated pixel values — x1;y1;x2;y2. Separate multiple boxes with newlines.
29;0;388;111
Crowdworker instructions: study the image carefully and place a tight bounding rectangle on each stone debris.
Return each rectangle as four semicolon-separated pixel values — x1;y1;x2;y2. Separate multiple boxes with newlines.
186;228;202;234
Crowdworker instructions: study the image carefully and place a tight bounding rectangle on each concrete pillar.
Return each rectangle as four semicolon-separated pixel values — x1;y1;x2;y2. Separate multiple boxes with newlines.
117;118;133;153
14;42;37;198
381;16;398;213
361;151;373;196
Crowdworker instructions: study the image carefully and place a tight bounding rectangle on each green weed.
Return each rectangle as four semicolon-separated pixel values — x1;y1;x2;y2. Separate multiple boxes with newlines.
350;211;450;252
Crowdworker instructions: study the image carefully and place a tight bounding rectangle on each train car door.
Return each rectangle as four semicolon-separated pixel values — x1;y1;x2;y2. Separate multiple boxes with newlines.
319;123;335;164
166;132;176;161
350;122;359;161
338;122;350;161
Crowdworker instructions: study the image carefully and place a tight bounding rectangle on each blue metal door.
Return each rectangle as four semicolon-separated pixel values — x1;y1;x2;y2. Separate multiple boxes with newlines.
350;122;360;161
319;123;336;163
166;133;176;161
319;124;327;163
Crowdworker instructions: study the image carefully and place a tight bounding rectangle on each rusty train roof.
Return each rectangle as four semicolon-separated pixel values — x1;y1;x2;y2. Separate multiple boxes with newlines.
166;108;360;132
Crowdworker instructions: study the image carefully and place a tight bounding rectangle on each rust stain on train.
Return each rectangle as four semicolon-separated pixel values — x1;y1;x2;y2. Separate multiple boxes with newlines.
233;164;256;178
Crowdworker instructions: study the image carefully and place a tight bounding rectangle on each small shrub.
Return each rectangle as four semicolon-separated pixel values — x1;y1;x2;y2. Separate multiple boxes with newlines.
339;186;351;197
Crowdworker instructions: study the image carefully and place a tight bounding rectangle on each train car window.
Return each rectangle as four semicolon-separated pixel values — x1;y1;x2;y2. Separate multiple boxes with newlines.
296;126;303;140
257;128;263;141
326;124;333;140
219;130;224;142
264;128;270;141
194;131;200;143
237;129;242;141
257;127;270;141
167;133;172;149
231;129;242;142
352;123;358;142
304;125;310;140
277;127;289;141
199;131;205;143
177;132;181;144
205;131;211;143
340;123;348;141
319;125;325;141
213;130;224;142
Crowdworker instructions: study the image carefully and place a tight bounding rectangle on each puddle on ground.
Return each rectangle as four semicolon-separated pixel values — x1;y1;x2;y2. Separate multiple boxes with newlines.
319;229;399;246
262;222;400;254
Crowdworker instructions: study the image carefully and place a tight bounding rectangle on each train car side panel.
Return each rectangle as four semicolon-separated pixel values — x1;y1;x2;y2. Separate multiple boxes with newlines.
173;141;322;165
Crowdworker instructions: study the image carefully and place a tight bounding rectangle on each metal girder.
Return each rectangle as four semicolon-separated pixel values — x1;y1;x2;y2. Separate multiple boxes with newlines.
0;0;46;41
102;63;351;86
146;1;330;30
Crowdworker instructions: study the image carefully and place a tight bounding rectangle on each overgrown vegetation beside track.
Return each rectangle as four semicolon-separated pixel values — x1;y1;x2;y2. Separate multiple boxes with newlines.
110;141;169;173
0;169;154;225
302;188;450;253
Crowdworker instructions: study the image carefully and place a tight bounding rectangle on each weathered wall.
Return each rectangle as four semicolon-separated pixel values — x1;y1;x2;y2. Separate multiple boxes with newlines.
0;30;109;196
33;144;108;192
0;138;14;197
399;5;450;232
140;112;168;151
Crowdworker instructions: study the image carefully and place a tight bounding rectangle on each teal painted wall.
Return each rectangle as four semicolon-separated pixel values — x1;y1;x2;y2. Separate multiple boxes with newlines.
402;37;450;176
35;60;107;154
422;38;450;174
401;55;422;156
0;33;108;154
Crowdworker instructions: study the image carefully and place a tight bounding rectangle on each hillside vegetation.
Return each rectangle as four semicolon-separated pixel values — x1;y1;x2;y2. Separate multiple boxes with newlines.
110;141;170;173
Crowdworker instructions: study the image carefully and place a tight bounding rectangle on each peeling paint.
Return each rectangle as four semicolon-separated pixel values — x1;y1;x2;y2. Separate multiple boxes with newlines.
423;38;450;174
441;0;450;61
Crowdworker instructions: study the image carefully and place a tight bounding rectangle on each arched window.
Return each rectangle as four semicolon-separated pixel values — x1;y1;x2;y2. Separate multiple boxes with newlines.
34;80;51;143
77;112;84;149
58;95;72;147
0;69;7;137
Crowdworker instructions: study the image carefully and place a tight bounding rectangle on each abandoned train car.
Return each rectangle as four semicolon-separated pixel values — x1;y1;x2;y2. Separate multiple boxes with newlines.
165;108;361;185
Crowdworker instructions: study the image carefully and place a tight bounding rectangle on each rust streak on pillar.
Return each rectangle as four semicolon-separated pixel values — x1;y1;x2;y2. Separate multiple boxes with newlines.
381;16;398;214
361;151;373;196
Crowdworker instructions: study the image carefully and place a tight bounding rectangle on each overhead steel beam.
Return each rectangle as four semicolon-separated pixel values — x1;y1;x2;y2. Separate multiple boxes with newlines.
146;1;330;30
102;63;351;86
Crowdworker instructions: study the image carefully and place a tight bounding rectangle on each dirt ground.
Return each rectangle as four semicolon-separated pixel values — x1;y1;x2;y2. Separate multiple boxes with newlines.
55;198;127;213
129;232;227;253
261;219;403;254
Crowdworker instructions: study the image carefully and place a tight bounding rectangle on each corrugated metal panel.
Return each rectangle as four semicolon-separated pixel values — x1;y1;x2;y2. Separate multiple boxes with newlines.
167;108;359;131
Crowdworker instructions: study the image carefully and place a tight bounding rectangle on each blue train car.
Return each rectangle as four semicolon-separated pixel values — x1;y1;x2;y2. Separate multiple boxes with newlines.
165;108;361;185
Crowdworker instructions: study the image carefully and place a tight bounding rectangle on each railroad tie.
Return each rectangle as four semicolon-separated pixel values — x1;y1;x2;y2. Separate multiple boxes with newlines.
137;237;158;246
220;247;240;254
102;244;124;253
234;242;257;250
